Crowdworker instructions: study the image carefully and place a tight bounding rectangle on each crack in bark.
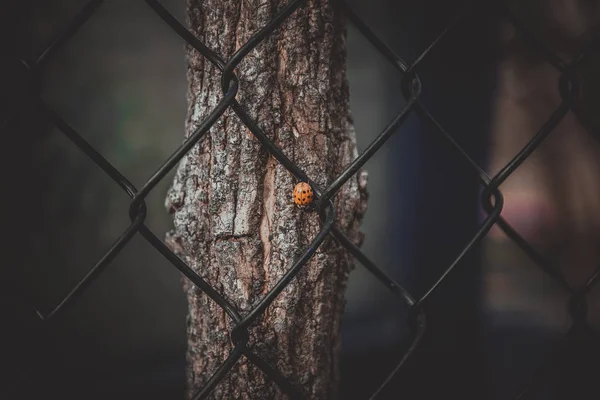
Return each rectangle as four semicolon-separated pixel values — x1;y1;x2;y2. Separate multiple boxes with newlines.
168;1;368;398
260;155;277;296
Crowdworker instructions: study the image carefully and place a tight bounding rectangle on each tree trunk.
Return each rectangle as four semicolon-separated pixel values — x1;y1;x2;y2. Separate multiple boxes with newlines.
165;1;367;399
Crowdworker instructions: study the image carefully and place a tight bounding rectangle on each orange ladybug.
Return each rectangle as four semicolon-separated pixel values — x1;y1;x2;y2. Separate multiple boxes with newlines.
293;182;313;206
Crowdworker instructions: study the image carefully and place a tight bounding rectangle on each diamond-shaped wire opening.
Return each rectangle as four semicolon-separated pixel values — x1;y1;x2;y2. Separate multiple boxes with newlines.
25;101;155;323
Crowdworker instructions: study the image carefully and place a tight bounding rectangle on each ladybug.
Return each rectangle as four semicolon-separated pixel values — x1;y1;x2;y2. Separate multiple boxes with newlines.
293;182;313;206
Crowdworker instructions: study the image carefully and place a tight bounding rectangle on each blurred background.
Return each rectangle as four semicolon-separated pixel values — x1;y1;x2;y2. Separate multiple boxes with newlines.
2;0;600;399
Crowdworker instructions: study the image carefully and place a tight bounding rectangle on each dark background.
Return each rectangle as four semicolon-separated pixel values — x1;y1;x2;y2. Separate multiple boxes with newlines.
1;1;594;399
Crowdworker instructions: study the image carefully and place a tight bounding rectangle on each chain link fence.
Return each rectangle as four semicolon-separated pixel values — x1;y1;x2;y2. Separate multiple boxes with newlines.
2;0;599;398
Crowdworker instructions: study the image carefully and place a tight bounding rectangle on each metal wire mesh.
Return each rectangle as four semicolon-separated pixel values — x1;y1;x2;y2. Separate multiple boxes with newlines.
3;0;600;398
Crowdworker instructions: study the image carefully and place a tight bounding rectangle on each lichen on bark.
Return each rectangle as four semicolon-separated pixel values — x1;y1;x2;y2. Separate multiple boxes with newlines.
165;0;368;398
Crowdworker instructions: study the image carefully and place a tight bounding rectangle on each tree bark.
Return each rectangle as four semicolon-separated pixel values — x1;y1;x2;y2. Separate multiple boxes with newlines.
165;1;367;399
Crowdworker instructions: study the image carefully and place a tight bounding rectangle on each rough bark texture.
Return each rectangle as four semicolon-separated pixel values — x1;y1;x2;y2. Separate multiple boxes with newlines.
164;1;368;399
